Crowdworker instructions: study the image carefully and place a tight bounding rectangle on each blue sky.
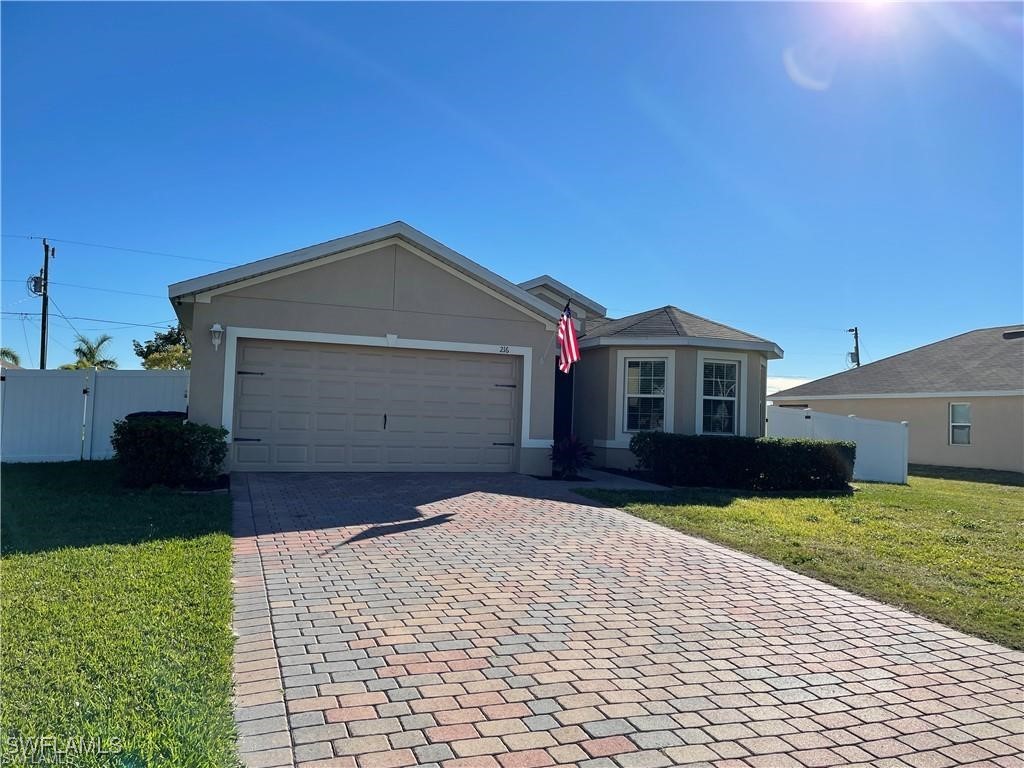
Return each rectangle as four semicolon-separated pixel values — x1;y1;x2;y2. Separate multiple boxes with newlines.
3;2;1021;384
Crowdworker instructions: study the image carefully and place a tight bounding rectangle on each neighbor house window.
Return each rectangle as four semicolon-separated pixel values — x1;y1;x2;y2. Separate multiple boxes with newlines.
949;403;971;445
625;359;666;431
702;360;739;434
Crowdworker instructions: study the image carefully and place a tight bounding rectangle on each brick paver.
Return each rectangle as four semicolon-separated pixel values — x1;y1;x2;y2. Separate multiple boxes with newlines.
231;472;1023;767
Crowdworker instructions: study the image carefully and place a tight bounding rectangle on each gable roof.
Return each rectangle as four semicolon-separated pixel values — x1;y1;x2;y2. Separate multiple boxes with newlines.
581;306;783;358
167;221;562;324
517;275;607;316
771;326;1024;400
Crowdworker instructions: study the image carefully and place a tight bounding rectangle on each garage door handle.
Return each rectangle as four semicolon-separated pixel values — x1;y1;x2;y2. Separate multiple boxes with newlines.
237;370;265;376
492;442;514;446
494;384;517;388
234;437;262;442
383;413;387;430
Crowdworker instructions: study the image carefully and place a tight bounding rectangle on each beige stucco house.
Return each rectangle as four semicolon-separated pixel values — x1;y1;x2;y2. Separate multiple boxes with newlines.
770;327;1024;473
169;222;782;474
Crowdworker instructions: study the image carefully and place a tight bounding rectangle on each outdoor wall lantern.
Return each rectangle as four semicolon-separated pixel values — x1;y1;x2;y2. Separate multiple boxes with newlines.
210;323;224;351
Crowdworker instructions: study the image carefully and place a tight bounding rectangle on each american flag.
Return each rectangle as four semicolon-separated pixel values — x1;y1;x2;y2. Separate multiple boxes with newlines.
557;303;581;374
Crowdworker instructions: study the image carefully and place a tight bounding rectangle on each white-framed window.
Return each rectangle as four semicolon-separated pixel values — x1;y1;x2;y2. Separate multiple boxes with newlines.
701;359;740;435
949;402;971;445
604;350;675;448
624;358;667;431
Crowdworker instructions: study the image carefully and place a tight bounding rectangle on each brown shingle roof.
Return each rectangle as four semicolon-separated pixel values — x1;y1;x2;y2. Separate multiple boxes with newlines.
771;326;1024;399
582;306;770;344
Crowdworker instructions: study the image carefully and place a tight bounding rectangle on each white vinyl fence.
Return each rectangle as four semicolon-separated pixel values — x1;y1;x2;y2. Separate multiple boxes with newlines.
767;405;909;484
1;369;189;462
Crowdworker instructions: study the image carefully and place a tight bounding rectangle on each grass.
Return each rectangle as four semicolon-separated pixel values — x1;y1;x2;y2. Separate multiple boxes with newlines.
580;467;1024;649
0;461;237;767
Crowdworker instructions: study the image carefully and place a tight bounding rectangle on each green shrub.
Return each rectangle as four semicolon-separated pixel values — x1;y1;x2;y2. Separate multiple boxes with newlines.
629;432;855;491
111;418;228;489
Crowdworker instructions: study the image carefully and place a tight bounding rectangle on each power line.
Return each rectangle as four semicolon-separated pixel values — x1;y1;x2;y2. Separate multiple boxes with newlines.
1;233;232;265
54;281;164;299
20;316;35;368
48;297;83;338
20;313;74;356
1;278;163;299
1;279;165;298
1;311;176;329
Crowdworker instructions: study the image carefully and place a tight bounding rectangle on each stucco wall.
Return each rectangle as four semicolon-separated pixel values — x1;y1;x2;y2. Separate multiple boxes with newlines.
775;396;1024;473
185;243;556;474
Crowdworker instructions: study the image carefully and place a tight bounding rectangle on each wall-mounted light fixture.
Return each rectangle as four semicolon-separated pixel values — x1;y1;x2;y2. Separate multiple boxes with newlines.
210;323;224;351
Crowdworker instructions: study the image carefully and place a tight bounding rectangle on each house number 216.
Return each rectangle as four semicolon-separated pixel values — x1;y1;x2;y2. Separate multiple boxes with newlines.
497;345;510;353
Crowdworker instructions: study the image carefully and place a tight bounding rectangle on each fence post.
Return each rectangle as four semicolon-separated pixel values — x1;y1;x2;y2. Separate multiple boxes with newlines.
81;369;97;460
900;421;909;484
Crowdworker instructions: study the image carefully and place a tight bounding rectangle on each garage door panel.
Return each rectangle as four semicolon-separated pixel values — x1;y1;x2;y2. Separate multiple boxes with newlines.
352;413;384;433
484;418;515;437
240;344;277;365
386;354;420;375
486;389;517;407
388;383;421;403
483;447;514;465
279;378;312;398
354;381;385;402
279;347;314;368
317;349;353;370
275;445;309;464
317;380;351;400
350;445;384;465
353;352;387;373
233;339;519;471
240;377;273;397
384;414;418;434
237;410;273;431
315;413;349;432
277;412;310;431
236;443;272;465
314;445;348;464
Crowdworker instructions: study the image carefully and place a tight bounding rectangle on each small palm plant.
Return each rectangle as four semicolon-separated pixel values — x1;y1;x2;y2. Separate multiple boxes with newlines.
550;435;595;480
60;334;118;370
0;346;20;367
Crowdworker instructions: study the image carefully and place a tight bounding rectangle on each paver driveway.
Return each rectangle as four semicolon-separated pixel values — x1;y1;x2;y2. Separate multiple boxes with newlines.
230;473;1023;768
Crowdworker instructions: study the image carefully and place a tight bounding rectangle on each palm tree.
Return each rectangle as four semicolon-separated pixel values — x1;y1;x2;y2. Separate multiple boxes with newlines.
59;334;118;370
0;346;20;367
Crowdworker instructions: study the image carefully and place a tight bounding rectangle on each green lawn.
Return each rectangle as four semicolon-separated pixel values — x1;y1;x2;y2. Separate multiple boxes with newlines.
1;462;237;768
581;468;1024;649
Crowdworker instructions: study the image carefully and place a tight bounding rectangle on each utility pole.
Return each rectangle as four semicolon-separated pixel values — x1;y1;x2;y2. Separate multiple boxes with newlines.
847;326;861;367
39;239;53;369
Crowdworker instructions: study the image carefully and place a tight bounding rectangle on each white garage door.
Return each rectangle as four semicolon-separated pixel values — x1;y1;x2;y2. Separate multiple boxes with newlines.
231;339;519;471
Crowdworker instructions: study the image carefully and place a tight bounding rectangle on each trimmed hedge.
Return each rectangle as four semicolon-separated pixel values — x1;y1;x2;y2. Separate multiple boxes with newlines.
111;417;228;489
629;432;855;491
123;410;188;423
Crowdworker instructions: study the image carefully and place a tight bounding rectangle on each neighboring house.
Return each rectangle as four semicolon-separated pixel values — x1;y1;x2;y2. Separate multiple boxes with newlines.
770;326;1024;473
168;221;782;473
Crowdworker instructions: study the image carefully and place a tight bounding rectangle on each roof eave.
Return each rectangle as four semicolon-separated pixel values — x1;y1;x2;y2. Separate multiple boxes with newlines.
517;275;607;316
579;335;783;359
771;389;1024;401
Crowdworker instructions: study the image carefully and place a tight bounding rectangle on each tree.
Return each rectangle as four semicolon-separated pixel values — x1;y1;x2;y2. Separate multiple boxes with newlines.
59;334;118;370
0;347;20;367
141;345;190;370
133;324;190;370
